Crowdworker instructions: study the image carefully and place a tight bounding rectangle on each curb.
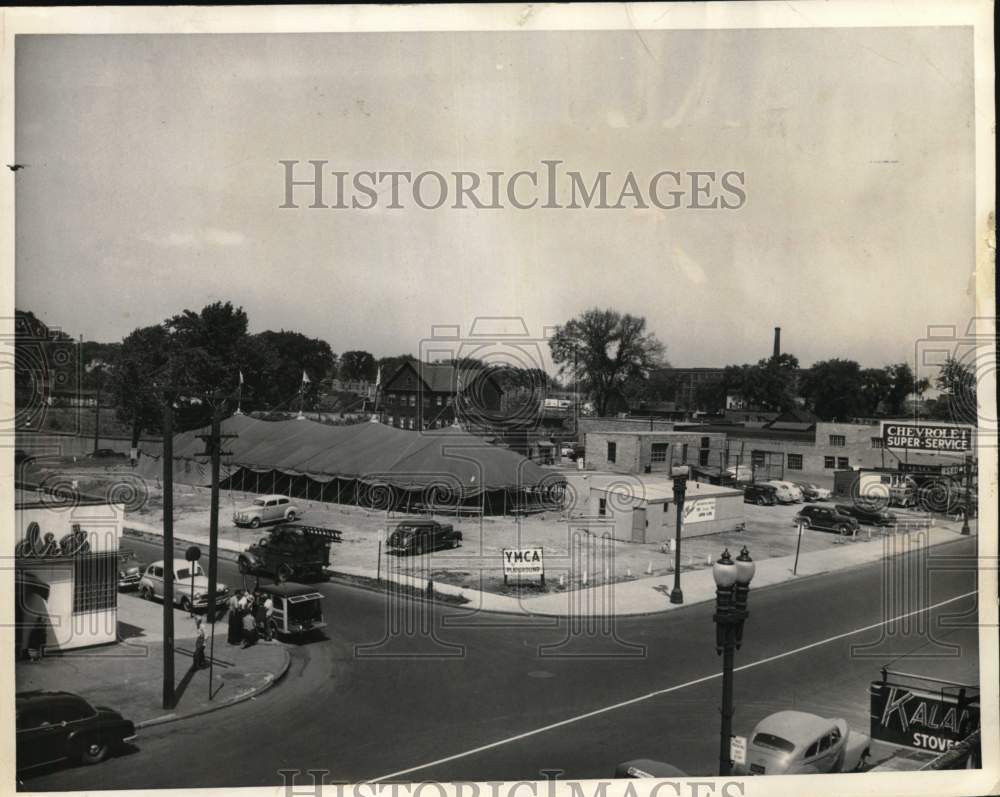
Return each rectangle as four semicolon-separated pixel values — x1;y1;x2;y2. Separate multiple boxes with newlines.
133;645;292;730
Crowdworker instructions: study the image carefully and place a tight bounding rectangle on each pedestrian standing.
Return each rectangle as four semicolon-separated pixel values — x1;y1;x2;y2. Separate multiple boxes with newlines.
263;594;275;641
227;591;241;645
241;609;257;648
193;617;207;669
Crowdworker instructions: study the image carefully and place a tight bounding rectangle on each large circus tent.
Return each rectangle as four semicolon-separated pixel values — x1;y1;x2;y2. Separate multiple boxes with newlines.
138;414;566;515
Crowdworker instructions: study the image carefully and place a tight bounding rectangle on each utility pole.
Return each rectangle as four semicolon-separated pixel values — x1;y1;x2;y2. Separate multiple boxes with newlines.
196;400;236;698
162;395;175;710
93;366;103;455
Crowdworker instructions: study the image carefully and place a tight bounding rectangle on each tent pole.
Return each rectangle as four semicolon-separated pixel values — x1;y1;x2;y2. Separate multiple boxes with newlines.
272;471;276;493
256;472;260;494
320;481;324;504
337;480;340;507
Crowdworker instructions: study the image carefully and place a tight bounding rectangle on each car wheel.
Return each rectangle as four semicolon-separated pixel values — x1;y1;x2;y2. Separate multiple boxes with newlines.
837;524;850;536
249;517;261;529
450;537;460;549
277;564;293;583
140;585;154;601
179;596;192;613
286;511;296;522
77;737;110;765
802;517;812;529
238;557;250;575
755;496;764;506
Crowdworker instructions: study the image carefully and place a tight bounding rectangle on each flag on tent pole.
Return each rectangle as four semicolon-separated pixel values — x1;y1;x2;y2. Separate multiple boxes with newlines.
238;370;244;385
235;370;245;415
301;370;311;385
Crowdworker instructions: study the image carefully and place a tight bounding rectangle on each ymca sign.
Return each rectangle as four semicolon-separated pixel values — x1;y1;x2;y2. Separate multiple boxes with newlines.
881;422;974;453
869;680;979;753
502;547;545;583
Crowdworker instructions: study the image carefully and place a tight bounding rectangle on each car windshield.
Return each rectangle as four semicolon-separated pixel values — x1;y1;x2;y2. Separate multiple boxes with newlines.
176;564;203;579
753;732;796;753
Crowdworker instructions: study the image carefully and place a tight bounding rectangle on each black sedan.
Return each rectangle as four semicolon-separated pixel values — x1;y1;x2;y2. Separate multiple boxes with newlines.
16;691;135;773
834;503;898;527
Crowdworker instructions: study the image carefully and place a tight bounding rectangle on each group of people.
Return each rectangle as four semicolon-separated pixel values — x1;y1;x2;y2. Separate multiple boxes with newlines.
226;588;274;648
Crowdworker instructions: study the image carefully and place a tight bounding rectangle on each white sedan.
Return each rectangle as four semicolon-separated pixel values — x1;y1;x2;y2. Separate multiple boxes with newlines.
736;711;870;775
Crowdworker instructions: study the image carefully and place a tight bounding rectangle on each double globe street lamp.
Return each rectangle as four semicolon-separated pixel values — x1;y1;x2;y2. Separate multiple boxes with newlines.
713;546;756;776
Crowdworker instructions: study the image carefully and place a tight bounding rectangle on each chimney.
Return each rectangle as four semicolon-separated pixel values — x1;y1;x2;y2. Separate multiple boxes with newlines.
773;327;781;361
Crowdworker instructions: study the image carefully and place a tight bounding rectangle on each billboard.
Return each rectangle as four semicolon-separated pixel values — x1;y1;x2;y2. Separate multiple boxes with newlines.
880;422;974;453
869;680;979;753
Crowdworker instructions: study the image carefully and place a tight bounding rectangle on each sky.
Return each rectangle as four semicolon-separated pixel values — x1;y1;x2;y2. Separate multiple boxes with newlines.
14;27;975;371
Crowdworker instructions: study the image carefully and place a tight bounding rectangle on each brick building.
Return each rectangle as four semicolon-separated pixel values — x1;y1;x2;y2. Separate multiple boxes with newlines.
583;430;728;474
379;362;503;431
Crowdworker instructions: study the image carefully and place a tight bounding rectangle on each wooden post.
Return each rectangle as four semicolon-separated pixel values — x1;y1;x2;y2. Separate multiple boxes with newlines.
161;397;175;710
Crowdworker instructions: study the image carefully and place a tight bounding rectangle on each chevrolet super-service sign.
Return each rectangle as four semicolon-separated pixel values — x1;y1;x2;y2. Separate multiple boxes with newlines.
880;422;974;452
502;547;544;577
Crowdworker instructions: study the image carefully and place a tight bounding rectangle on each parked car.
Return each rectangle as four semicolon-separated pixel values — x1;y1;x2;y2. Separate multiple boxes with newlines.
764;480;803;503
238;524;341;582
795;505;860;535
233;494;300;528
138;559;229;612
727;465;753;483
116;549;144;591
835;502;897;527
256;582;326;637
744;483;779;506
387;520;463;554
16;690;135;772
560;443;577;459
87;448;126;459
736;710;870;775
792;482;832;502
889;483;917;508
614;759;688;778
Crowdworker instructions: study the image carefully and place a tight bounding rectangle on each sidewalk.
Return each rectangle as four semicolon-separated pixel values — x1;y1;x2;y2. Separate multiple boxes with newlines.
125;518;974;618
16;594;290;728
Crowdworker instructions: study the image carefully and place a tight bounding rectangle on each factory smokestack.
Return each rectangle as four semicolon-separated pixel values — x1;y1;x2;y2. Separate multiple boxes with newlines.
773;327;781;361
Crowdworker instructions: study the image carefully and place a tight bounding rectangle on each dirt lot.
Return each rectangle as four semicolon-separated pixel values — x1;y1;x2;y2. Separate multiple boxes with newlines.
25;458;933;596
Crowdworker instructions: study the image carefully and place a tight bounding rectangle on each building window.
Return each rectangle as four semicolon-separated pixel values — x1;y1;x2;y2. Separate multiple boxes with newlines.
388;415;394;426
837;457;849;469
409;395;416;407
700;436;710;448
607;442;617;464
871;437;884;449
598;498;607;516
681;443;689;462
74;553;117;614
824;456;835;469
699;449;710;467
788;454;803;470
751;451;766;466
829;435;846;447
436;395;443;406
651;443;668;463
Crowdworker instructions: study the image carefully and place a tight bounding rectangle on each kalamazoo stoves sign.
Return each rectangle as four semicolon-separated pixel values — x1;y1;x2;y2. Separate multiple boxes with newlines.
880;422;974;453
869;680;979;753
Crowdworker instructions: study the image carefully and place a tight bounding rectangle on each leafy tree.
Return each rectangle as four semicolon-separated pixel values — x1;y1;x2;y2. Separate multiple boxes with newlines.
693;378;728;412
883;363;920;416
339;350;377;382
800;359;866;421
549;308;665;417
245;330;336;411
932;356;977;424
723;354;800;412
108;325;171;446
858;368;892;416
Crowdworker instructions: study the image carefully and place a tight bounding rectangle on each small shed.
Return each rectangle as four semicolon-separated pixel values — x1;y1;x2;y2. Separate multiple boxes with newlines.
587;477;745;543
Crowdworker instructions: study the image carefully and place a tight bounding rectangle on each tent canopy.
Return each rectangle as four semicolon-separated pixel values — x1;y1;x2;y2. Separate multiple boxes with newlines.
150;415;564;495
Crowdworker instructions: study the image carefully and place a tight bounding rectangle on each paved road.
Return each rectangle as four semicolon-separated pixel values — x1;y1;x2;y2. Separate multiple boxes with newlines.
20;534;980;789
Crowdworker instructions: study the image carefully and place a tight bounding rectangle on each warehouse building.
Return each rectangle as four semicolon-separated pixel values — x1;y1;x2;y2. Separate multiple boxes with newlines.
583;430;729;475
587;477;745;543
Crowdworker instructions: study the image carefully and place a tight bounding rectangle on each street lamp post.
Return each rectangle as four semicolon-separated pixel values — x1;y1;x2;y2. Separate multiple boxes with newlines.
961;455;973;535
669;466;689;604
713;546;755;776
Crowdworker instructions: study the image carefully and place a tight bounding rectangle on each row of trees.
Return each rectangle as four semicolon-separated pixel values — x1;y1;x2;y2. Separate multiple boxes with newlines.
545;307;979;425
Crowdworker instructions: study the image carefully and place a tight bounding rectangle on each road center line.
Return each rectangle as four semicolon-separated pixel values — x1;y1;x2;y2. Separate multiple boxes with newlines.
369;589;977;783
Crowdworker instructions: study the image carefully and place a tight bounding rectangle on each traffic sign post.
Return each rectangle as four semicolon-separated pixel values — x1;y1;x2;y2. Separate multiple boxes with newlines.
730;735;747;768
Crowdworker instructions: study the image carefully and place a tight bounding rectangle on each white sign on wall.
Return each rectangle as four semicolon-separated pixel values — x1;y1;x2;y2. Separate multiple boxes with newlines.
683;498;717;524
730;735;747;766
